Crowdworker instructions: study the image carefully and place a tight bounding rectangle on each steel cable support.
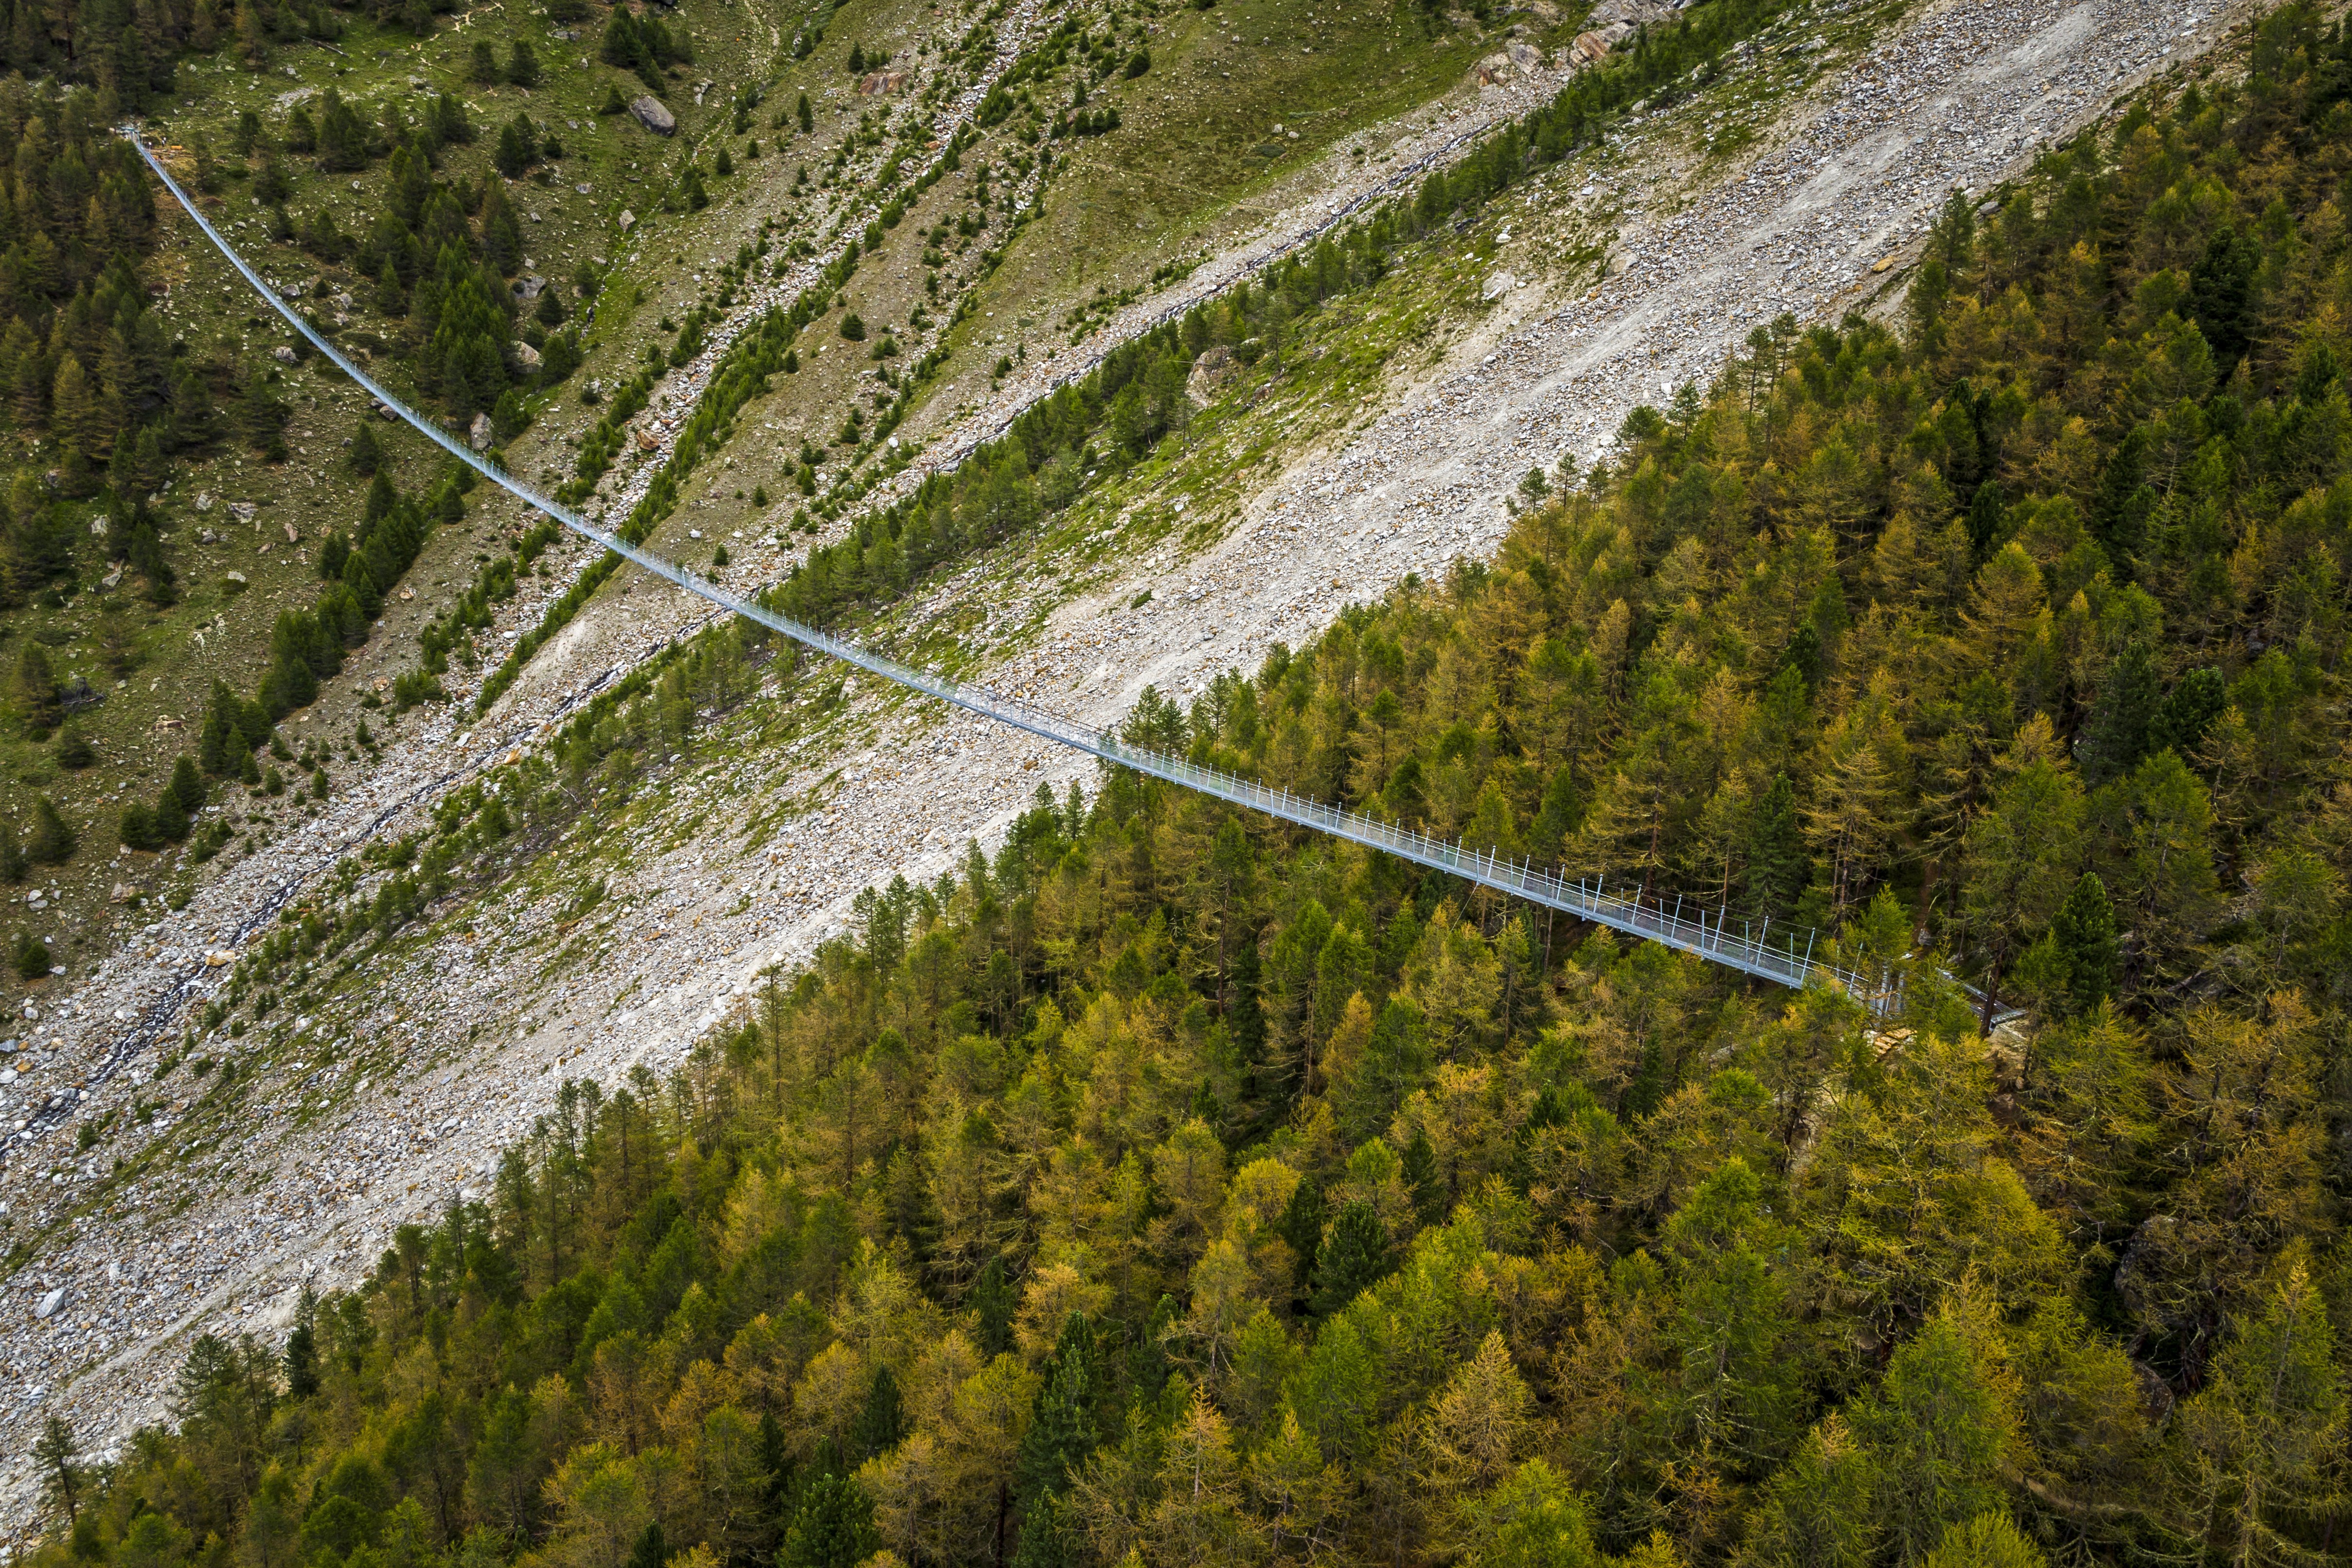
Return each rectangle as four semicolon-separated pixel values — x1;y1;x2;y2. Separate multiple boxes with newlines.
125;125;1888;1013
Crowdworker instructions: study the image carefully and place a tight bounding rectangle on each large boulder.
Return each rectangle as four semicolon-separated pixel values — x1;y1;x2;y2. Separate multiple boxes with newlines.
629;95;677;135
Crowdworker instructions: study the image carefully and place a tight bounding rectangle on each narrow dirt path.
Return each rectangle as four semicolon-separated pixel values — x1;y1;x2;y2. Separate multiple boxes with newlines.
0;0;2244;1533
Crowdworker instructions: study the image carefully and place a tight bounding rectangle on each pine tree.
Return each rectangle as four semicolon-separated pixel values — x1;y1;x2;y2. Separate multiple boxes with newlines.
284;1283;320;1398
11;931;50;979
12;642;60;735
623;1521;665;1568
1923;1514;2044;1568
1016;1313;1100;1509
33;1415;80;1526
2046;872;2117;1016
970;1255;1016;1357
349;420;381;475
168;756;207;817
1961;739;2084;1031
2081;639;2160;783
2180;1258;2346;1565
850;1364;904;1462
1401;1129;1446;1227
1744;770;1808;917
28;796;74;864
1311;1201;1391;1316
119;800;158;853
780;1472;876;1568
1851;1314;2009;1568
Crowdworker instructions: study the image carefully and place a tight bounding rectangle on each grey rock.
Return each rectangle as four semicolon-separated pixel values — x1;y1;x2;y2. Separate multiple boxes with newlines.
629;95;677;136
34;1287;65;1319
468;412;494;451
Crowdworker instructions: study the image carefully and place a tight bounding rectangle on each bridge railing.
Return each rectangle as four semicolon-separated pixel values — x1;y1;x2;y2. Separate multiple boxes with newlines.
128;126;1893;1016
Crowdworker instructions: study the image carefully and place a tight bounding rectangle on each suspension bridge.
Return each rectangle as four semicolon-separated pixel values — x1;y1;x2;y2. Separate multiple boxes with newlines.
125;127;1899;1016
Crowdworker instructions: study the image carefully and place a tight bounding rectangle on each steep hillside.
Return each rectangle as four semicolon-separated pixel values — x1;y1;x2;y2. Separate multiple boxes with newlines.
0;0;1536;980
8;5;2352;1565
0;0;2275;1535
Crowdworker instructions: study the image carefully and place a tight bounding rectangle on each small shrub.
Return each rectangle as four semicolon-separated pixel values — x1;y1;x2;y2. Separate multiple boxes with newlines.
11;931;51;980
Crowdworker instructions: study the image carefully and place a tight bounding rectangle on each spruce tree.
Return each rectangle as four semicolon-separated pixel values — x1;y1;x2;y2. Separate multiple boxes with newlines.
119;801;157;852
2082;640;2160;783
11;931;50;980
12;642;59;735
28;796;74;864
32;1415;78;1526
623;1521;664;1568
1401;1130;1446;1228
1744;770;1808;917
284;1283;320;1398
168;756;207;816
348;421;381;476
1312;1201;1392;1316
1015;1313;1099;1509
2048;872;2118;1015
970;1254;1016;1357
850;1364;904;1462
780;1473;876;1568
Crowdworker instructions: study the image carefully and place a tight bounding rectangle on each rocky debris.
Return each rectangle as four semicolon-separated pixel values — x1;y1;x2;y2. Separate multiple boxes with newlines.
108;884;138;905
197;528;221;545
692;78;713;104
1585;0;1676;25
629;95;677;135
1568;30;1611;65
515;274;546;301
515;340;543;370
270;344;298;365
468;412;494;451
33;1289;64;1320
282;522;300;544
224;570;248;588
858;70;912;94
618;209;638;233
227;501;257;522
1477;39;1544;83
1185;345;1237;407
193;491;213;513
